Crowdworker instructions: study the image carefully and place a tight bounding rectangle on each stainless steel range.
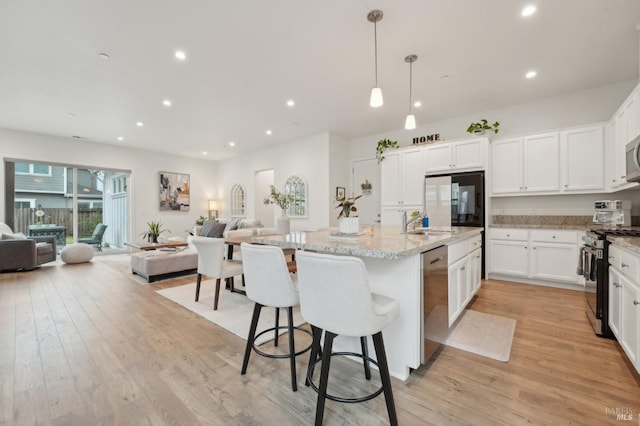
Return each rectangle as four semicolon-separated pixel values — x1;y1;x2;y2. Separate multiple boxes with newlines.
581;200;638;337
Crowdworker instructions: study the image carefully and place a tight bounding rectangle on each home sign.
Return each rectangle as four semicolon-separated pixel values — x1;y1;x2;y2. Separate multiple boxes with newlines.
412;134;441;145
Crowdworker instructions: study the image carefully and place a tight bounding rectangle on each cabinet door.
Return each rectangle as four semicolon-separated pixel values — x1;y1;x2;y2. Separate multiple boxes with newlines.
401;148;425;205
626;91;640;142
530;242;578;282
491;138;523;194
470;247;482;294
613;109;628;187
523;133;560;192
620;276;639;372
380;152;401;205
448;256;470;326
561;126;604;191
608;267;622;339
453;139;485;170
424;144;453;173
489;240;528;276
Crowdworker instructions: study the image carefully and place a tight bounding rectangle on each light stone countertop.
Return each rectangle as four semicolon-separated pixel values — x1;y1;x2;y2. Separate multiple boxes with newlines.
251;226;484;260
608;236;640;255
489;224;591;231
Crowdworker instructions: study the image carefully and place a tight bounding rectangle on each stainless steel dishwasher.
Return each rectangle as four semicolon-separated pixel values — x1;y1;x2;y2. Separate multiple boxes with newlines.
421;245;449;364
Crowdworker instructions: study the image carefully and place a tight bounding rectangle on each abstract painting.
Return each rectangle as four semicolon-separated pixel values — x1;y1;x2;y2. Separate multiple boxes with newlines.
159;171;190;211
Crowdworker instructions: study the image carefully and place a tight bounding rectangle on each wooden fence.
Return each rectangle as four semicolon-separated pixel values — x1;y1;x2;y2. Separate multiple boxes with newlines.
13;208;102;238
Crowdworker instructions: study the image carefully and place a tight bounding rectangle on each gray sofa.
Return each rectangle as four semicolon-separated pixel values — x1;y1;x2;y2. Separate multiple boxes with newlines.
0;222;57;271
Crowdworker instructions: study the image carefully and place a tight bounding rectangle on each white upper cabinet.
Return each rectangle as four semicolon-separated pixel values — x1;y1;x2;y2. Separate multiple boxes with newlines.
606;83;640;191
380;147;424;207
491;133;560;195
523;132;560;192
424;138;486;173
491;138;523;194
561;126;604;191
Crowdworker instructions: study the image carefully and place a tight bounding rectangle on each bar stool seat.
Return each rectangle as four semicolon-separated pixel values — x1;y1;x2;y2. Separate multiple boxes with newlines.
296;250;400;426
240;243;312;391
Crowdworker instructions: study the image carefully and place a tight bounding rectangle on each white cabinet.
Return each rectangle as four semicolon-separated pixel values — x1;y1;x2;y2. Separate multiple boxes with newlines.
448;234;483;326
608;243;640;374
488;228;580;285
424;138;486;173
380;148;424;226
607;84;640;191
491;133;560;194
561;126;604;191
611;108;628;189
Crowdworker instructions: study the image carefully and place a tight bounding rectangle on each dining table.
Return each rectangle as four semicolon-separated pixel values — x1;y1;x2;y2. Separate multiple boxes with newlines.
224;234;296;273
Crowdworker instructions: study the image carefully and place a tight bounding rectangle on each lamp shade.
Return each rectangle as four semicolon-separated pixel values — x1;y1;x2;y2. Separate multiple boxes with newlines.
405;114;416;130
209;200;218;210
370;87;383;107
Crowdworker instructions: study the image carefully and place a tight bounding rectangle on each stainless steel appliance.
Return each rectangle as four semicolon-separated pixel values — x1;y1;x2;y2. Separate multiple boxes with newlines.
592;200;630;227
424;171;485;275
625;134;640;183
581;200;640;337
422;245;448;363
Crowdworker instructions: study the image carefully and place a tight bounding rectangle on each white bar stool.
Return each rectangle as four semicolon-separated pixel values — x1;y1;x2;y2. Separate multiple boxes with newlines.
240;243;312;391
296;250;400;426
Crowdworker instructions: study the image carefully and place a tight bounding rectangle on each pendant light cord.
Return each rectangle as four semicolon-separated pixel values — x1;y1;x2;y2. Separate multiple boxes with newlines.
408;60;413;113
374;22;378;86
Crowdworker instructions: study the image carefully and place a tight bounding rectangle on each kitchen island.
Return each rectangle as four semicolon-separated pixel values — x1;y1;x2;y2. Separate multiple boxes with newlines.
253;226;483;380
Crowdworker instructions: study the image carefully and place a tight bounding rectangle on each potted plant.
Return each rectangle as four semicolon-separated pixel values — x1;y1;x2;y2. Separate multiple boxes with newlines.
140;220;170;243
376;138;399;163
466;119;500;135
195;215;207;226
264;185;294;234
336;194;363;234
360;179;373;196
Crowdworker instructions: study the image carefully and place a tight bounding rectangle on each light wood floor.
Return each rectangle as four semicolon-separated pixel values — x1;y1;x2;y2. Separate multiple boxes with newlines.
1;255;638;425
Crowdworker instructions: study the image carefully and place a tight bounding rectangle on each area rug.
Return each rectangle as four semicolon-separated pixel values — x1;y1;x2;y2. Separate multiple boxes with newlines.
445;309;516;362
156;282;306;345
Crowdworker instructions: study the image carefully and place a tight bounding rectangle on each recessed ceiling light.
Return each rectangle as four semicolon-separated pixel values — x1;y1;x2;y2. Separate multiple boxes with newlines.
136;121;144;127
175;50;187;60
202;151;208;155
162;99;172;107
229;141;236;147
525;70;537;79
414;101;422;108
266;130;272;135
521;5;537;17
117;136;124;141
68;113;75;118
286;99;295;107
99;53;110;60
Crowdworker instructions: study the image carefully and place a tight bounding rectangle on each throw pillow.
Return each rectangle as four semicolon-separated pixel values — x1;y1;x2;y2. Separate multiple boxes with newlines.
199;219;217;237
226;217;241;231
1;232;27;240
209;223;227;238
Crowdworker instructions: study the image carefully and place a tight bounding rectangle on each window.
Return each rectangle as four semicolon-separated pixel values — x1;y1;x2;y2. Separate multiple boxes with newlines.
15;199;35;208
285;175;306;218
230;184;246;217
15;162;52;176
112;175;127;195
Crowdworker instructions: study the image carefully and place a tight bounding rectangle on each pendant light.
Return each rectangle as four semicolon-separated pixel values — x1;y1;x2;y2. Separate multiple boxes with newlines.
404;54;418;129
367;10;384;107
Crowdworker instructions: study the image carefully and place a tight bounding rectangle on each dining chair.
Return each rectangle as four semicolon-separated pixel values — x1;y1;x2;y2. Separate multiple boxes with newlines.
190;236;244;310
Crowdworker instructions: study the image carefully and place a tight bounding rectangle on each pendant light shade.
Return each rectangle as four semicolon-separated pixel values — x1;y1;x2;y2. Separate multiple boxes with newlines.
370;87;383;107
367;10;384;107
404;54;418;130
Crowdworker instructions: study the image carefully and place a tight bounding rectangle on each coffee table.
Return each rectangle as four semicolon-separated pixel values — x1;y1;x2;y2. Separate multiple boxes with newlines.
125;241;188;251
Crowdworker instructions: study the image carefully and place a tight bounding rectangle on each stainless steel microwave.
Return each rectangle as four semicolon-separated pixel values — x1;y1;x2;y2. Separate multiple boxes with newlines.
625;135;640;183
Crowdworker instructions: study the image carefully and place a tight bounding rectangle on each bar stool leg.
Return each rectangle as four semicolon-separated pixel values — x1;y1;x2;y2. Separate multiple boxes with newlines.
195;273;202;301
372;331;398;426
360;336;371;380
241;303;263;374
306;325;322;386
274;308;280;347
315;331;336;426
213;279;221;310
287;306;297;391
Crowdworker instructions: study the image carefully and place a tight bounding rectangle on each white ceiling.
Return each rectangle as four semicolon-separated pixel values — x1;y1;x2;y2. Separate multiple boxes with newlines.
0;0;639;161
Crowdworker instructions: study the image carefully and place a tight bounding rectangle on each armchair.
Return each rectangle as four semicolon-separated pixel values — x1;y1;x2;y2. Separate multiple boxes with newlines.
0;222;57;271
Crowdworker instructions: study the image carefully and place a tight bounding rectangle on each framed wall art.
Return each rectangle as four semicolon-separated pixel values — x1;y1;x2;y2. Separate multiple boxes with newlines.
336;186;345;201
159;171;190;211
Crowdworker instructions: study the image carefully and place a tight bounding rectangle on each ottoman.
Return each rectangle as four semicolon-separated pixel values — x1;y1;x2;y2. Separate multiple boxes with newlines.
131;248;198;282
61;243;94;264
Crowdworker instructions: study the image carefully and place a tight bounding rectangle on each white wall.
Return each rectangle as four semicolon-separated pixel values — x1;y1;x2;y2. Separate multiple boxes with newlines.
328;133;351;227
216;132;334;231
0;128;218;240
350;80;636;159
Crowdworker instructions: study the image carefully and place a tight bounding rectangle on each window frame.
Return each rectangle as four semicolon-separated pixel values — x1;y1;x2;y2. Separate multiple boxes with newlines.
285;175;307;218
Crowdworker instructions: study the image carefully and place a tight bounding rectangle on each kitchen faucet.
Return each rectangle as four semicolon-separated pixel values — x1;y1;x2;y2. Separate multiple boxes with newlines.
402;211;422;232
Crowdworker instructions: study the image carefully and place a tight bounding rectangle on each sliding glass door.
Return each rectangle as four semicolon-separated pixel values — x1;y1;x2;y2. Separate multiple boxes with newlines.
5;159;130;254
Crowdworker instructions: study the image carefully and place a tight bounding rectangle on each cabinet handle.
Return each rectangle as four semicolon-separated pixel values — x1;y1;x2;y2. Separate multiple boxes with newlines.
533;247;536;250
524;246;528;249
564;184;568;188
475;255;481;259
634;300;639;305
460;266;466;271
552;235;556;239
506;234;510;237
622;262;629;268
614;282;621;288
620;175;625;179
612;179;617;183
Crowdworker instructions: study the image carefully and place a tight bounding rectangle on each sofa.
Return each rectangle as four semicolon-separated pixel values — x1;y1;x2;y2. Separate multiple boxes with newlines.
0;222;57;271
